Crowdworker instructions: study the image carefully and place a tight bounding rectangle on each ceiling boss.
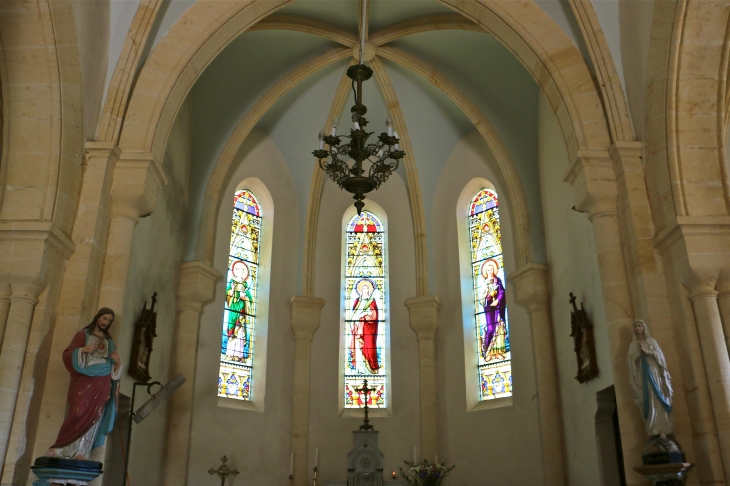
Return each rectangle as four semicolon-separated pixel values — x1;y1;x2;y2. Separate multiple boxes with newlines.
312;0;405;215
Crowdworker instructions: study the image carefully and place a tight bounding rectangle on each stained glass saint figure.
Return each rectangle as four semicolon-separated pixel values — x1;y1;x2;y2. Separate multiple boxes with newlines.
469;189;512;400
344;211;387;409
219;189;261;401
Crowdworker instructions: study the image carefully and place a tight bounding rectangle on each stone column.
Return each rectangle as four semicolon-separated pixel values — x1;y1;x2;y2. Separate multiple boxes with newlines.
98;151;166;325
405;295;440;462
564;151;646;484
163;261;220;486
689;289;730;474
717;282;730;357
0;286;40;464
289;296;324;486
0;284;10;348
510;263;566;486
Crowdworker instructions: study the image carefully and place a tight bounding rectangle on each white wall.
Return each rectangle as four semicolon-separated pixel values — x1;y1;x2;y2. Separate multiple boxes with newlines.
189;130;300;485
537;93;615;485
310;172;421;481
119;97;194;485
432;130;543;485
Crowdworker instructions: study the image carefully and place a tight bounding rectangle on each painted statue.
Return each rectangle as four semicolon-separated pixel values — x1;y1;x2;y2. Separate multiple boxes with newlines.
46;308;122;460
225;260;253;362
350;278;380;373
628;319;674;438
479;259;507;362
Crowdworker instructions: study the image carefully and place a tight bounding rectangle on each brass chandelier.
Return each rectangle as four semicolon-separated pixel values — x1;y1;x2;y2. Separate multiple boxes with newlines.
312;0;404;215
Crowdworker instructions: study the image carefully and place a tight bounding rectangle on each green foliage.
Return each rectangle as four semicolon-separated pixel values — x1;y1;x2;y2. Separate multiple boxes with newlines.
399;460;455;486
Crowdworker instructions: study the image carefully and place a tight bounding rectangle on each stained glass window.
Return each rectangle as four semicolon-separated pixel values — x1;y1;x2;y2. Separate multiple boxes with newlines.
219;189;261;401
469;189;512;401
343;211;387;409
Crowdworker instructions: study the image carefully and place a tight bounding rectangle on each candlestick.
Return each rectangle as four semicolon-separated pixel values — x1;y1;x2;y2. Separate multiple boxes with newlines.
313;466;318;486
391;471;397;480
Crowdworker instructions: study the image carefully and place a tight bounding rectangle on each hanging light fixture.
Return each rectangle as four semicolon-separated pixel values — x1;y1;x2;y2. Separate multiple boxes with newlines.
312;0;404;214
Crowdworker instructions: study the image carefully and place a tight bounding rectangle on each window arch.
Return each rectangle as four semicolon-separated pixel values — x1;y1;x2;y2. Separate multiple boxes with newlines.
218;189;261;401
341;209;388;412
468;188;512;402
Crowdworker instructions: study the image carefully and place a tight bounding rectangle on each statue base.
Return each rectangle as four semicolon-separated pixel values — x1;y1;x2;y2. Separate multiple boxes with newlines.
633;463;693;486
642;435;686;465
30;457;103;486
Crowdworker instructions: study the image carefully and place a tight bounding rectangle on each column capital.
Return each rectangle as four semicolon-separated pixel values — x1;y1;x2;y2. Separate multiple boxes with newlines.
85;141;120;161
654;216;730;293
563;150;618;220
178;261;222;306
509;263;550;312
405;295;441;340
111;151;167;221
290;296;325;341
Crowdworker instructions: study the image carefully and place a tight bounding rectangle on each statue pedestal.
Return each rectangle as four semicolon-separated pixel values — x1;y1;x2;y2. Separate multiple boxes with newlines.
633;463;693;486
30;457;103;486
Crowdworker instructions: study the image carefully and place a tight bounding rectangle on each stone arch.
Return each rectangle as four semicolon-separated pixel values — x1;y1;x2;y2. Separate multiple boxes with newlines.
0;0;83;235
119;0;611;173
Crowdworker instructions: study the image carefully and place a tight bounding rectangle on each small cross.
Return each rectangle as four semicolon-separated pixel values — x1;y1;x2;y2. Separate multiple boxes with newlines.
356;379;375;431
569;292;577;311
208;456;239;486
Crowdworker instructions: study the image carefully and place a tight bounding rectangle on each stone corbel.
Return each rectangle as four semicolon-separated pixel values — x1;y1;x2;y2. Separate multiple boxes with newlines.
290;295;325;341
563;150;618;220
111;151;167;221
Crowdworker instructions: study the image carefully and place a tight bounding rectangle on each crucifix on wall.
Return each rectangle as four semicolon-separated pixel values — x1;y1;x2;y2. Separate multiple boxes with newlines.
569;292;598;383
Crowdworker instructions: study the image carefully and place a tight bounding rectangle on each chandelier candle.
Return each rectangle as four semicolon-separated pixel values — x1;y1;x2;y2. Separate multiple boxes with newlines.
312;0;405;215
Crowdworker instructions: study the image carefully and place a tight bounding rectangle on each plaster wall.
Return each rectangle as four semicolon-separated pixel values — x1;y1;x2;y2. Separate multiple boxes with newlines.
118;98;193;485
537;94;615;484
431;130;543;486
71;0;110;140
189;130;300;485
309;172;421;482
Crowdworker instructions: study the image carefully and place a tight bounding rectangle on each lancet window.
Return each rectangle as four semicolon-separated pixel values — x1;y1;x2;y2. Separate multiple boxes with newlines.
343;211;387;409
219;189;261;401
469;188;512;400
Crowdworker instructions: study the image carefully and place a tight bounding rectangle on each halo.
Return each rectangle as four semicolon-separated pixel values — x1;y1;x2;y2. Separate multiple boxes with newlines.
231;260;249;280
355;278;375;295
481;259;499;278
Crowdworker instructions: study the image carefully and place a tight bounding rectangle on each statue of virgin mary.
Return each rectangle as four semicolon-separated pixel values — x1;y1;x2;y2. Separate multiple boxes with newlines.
627;319;674;438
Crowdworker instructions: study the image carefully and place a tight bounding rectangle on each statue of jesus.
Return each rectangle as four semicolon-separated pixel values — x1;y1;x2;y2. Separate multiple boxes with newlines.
45;307;122;461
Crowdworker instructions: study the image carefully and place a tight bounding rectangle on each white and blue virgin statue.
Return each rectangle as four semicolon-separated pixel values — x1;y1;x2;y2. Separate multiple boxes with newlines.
627;319;673;438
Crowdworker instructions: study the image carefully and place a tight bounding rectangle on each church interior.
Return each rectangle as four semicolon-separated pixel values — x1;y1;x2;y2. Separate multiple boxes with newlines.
0;0;729;485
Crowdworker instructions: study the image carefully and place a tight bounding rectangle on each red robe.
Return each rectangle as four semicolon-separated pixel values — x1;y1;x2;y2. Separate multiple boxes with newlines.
351;298;379;372
51;330;120;449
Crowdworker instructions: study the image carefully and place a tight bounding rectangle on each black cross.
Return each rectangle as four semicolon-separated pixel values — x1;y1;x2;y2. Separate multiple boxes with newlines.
356;379;375;431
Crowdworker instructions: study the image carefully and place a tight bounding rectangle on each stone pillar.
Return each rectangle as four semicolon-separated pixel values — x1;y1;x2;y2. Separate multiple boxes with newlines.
510;263;566;486
289;296;324;486
163;261;220;486
717;282;730;357
405;295;440;462
98;151;166;324
564;151;646;485
0;284;10;348
0;287;40;464
688;289;730;474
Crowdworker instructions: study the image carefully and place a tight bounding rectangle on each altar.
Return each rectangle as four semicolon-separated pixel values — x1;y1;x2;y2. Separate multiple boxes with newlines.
325;381;406;486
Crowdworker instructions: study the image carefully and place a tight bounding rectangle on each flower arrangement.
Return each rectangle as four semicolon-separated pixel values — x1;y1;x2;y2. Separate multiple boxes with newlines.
399;460;455;486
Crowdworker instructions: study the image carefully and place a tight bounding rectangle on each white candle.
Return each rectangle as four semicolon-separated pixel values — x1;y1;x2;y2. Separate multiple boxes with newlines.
331;118;339;136
435;455;438;464
386;116;393;136
314;447;319;467
318;130;325;150
290;452;294;475
413;446;417;463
